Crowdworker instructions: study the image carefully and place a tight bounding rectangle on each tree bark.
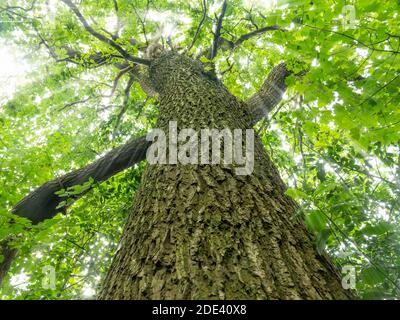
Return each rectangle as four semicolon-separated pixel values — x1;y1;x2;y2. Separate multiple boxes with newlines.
98;53;352;299
245;62;289;125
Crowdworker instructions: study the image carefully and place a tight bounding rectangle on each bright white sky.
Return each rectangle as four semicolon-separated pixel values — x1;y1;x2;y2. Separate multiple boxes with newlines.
0;43;31;102
243;0;278;10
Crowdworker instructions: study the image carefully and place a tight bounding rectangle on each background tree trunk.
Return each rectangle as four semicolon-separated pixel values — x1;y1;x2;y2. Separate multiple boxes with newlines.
98;53;352;299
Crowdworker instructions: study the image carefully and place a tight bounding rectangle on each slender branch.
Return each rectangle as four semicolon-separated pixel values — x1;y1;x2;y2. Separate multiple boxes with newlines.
34;27;73;63
221;59;234;76
132;1;150;46
59;97;93;111
0;0;36;14
359;73;400;106
100;27;119;41
107;66;133;97
61;0;151;66
36;29;124;69
233;25;285;47
64;49;122;68
210;0;228;59
188;0;207;51
112;76;135;138
198;24;284;59
246;11;258;29
300;22;400;55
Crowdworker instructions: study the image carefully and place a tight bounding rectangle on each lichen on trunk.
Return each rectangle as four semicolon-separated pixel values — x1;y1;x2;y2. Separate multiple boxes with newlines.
98;53;352;300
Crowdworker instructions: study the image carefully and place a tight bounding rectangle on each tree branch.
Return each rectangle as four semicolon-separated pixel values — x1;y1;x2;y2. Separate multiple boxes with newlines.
0;135;151;287
210;0;228;60
12;135;150;224
233;25;285;48
59;96;93;111
0;240;17;288
112;76;135;138
0;0;36;14
245;62;290;125
113;62;158;97
131;1;150;46
198;24;285;59
106;66;133;97
60;0;151;66
129;65;159;97
188;0;207;51
300;22;400;55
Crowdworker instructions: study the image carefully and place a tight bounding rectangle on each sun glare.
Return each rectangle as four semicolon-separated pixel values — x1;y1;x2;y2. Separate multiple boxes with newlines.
0;44;31;101
243;0;278;10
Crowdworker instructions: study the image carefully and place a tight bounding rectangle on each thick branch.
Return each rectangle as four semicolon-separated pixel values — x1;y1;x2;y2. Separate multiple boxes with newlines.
130;66;159;97
0;240;17;288
115;62;159;97
12;135;150;224
1;135;150;287
61;0;151;66
245;63;290;125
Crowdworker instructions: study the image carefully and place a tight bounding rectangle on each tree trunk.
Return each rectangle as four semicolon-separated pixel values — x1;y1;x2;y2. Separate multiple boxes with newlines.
98;53;352;299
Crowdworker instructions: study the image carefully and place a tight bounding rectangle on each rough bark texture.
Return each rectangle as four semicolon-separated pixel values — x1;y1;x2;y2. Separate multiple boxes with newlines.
245;62;289;125
98;53;352;299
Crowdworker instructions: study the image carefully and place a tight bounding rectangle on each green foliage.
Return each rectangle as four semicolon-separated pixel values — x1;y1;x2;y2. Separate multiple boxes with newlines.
0;0;399;299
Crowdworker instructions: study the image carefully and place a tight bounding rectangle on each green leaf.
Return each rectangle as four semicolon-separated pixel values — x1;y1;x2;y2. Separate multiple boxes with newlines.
361;267;385;286
316;228;331;255
199;56;210;63
285;188;307;200
362;222;394;236
305;210;328;233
